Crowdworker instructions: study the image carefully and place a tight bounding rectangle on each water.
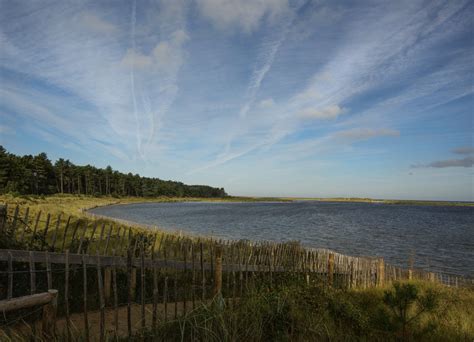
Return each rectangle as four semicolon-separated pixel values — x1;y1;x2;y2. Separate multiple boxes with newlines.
90;201;474;277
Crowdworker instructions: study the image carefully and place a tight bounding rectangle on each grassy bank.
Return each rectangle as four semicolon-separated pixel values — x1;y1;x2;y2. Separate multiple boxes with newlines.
0;194;291;252
0;194;290;217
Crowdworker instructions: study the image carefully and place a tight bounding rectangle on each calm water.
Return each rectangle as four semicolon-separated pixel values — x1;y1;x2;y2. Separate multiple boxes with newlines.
90;201;474;277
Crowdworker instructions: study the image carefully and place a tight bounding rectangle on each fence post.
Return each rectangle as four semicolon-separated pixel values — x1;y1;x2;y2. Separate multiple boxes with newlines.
327;253;334;286
41;290;58;339
0;204;6;236
82;255;90;342
214;246;223;297
127;266;136;300
104;267;112;304
377;258;385;287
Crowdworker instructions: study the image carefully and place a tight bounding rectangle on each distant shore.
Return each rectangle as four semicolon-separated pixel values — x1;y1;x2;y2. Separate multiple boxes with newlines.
1;194;472;215
280;197;474;207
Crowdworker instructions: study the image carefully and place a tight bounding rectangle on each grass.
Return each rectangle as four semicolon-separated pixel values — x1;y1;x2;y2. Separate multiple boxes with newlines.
1;279;471;341
0;194;291;252
0;193;289;217
130;279;474;341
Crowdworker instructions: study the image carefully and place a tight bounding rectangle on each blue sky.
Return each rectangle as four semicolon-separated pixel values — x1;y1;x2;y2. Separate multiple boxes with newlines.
0;0;473;200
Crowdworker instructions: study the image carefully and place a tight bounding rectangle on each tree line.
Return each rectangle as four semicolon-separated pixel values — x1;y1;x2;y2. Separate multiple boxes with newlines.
0;146;227;198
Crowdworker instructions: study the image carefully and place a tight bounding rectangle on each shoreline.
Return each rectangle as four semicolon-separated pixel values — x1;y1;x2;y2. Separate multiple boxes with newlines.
2;194;472;279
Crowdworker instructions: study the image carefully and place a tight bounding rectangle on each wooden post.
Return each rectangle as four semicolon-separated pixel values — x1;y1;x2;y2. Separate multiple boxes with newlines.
77;222;88;254
429;272;436;283
140;242;146;330
50;214;62;251
152;251;159;331
61;216;72;252
214;246;223;297
0;290;57;312
127;248;132;339
174;273;178;319
29;251;36;294
42;289;58;339
20;207;29;243
31;211;42;245
200;242;205;300
377;258;385;287
191;242;196;310
163;276;168;322
131;268;137;302
11;205;19;235
183;243;187;314
7;252;13;299
97;223;105;254
70;221;81;250
82;255;90;342
112;250;119;338
65;250;71;341
327;253;334;287
41;213;51;250
0;205;7;235
103;224;113;255
46;251;52;290
350;260;355;288
408;269;413;280
86;222;99;255
97;252;105;342
104;267;112;304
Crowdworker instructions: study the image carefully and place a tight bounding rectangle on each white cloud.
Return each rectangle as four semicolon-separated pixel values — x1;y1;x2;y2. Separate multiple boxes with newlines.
196;0;289;33
80;13;117;34
121;29;189;72
258;98;275;108
121;49;153;69
334;128;400;140
298;105;344;120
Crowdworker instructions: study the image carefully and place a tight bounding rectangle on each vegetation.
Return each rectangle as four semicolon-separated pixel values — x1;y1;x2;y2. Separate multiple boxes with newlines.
128;280;474;341
0;196;473;341
1;278;472;341
0;146;227;198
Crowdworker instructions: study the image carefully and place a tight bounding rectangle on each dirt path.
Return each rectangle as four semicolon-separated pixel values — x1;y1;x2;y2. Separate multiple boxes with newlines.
14;300;206;340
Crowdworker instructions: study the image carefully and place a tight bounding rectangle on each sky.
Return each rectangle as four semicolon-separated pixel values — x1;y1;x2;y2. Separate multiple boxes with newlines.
0;0;473;201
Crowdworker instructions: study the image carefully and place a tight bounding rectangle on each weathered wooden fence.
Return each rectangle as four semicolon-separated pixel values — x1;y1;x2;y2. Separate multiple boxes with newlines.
0;204;471;339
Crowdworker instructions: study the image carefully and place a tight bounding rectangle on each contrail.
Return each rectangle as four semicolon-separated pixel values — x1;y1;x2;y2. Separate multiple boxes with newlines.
130;0;144;159
222;6;297;157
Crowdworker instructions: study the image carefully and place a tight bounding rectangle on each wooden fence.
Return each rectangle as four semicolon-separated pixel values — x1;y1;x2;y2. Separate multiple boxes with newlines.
0;204;471;339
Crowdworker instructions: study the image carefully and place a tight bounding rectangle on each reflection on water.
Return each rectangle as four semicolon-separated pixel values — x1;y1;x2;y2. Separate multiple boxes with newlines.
90;201;474;277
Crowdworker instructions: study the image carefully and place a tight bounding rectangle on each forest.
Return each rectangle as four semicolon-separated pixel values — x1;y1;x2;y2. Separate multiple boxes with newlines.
0;146;227;198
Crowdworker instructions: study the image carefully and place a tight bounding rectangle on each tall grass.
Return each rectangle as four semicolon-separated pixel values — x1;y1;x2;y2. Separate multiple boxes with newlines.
133;280;474;341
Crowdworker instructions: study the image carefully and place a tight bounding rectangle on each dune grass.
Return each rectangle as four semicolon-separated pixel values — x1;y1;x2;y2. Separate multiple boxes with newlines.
125;279;474;341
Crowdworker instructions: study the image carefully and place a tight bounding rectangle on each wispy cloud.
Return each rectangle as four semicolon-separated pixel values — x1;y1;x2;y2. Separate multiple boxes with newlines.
0;0;472;199
196;0;288;33
412;157;474;168
80;12;118;34
298;105;344;120
452;146;474;155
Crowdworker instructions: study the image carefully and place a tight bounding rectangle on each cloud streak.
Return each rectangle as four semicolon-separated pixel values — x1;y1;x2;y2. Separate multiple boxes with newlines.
412;157;474;168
